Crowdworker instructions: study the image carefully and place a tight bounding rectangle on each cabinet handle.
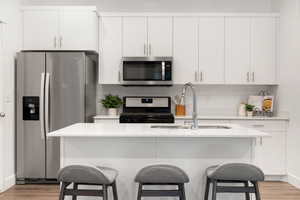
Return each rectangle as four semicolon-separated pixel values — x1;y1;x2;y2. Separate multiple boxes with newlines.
54;37;57;48
247;72;250;82
149;44;151;56
252;72;255;82
59;36;63;48
200;71;204;82
194;71;198;82
144;44;147;56
252;124;265;128
118;70;121;82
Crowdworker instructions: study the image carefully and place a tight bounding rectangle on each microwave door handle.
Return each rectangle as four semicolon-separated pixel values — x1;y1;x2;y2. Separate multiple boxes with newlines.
40;73;45;140
162;61;165;81
45;73;50;136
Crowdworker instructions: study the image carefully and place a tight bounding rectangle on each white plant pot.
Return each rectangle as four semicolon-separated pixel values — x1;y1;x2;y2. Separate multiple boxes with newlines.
247;111;253;117
107;108;118;116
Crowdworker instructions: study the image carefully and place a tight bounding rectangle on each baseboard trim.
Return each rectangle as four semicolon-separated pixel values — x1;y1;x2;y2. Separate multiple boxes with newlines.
288;173;300;189
2;174;15;192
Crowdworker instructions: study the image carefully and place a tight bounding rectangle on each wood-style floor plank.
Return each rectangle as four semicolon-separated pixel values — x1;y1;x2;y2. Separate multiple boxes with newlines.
0;181;300;200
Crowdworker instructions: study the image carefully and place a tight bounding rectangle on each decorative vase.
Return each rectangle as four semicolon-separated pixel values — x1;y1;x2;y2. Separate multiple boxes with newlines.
247;111;253;117
107;108;118;116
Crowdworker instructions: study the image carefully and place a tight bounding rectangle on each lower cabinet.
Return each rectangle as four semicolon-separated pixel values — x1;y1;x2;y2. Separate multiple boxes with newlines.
94;117;288;176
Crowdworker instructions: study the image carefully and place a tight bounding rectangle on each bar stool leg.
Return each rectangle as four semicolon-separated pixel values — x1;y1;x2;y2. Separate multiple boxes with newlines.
211;180;217;200
103;185;108;200
253;181;261;200
204;178;210;200
243;181;250;200
59;182;67;200
72;183;78;200
112;181;119;200
179;183;186;200
137;183;143;200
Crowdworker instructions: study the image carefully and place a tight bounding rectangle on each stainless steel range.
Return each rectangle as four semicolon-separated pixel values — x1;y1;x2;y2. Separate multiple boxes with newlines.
119;97;174;123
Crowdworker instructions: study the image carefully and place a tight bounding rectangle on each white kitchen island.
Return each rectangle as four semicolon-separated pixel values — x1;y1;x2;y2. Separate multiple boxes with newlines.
49;123;269;200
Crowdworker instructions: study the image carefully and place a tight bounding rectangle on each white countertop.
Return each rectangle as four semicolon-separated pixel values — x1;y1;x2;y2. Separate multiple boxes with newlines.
48;123;269;138
93;115;289;121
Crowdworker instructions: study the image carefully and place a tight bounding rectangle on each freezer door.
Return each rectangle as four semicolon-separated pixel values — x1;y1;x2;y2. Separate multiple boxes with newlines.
16;52;46;179
45;52;85;178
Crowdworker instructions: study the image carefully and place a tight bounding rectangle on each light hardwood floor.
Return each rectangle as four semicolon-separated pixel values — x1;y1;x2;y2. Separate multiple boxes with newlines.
0;182;300;200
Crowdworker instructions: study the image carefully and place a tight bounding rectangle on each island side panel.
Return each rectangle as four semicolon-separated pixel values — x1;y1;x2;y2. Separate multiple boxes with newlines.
61;137;254;200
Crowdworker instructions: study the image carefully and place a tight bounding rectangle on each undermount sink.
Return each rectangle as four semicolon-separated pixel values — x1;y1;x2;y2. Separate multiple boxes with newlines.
151;125;231;130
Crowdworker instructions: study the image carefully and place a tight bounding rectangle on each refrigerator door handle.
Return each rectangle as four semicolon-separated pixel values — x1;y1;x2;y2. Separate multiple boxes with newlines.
40;73;46;140
45;73;50;135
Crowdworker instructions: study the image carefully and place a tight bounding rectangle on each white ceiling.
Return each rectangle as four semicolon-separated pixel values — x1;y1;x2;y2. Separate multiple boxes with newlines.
22;0;278;12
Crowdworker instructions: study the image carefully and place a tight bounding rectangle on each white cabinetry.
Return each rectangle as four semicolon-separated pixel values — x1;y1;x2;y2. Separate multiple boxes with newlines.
173;17;198;84
225;17;251;84
23;10;59;50
99;17;122;84
22;7;98;51
225;17;277;84
147;17;173;57
251;17;277;84
232;120;287;175
122;16;173;57
123;17;147;57
198;17;225;84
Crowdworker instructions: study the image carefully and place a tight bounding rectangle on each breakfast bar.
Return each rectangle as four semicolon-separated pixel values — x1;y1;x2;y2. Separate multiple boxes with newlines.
49;123;269;200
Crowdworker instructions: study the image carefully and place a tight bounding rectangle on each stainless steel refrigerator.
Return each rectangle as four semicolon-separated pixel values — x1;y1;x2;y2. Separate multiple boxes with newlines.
16;51;98;184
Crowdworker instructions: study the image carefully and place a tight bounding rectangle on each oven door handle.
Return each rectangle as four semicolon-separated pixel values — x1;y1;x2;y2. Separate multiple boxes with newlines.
162;61;165;81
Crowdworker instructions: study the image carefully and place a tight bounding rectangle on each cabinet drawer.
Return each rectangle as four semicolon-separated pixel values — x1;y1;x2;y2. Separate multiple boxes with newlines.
232;120;287;131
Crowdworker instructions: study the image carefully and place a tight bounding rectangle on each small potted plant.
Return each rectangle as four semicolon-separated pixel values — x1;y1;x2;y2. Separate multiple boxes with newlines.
101;95;123;116
245;104;255;117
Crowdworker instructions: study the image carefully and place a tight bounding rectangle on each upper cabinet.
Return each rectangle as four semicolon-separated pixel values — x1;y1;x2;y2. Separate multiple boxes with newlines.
173;17;198;84
99;17;122;84
225;17;251;84
251;17;277;84
22;7;98;51
147;17;173;57
122;16;173;57
225;16;277;84
123;17;147;57
23;10;59;50
99;13;279;85
198;17;225;84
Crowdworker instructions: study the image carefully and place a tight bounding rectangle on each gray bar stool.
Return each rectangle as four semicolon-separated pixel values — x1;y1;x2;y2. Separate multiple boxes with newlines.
58;165;118;200
135;164;190;200
204;163;265;200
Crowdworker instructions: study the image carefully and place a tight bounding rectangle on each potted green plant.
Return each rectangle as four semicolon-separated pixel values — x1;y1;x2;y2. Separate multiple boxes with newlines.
245;104;255;117
101;95;123;116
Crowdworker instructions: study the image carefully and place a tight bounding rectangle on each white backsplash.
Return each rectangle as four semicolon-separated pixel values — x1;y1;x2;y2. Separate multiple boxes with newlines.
96;85;277;116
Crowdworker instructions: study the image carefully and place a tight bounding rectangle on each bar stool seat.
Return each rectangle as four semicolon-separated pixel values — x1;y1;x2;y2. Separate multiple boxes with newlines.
135;164;189;183
204;163;265;200
58;165;118;200
135;164;189;200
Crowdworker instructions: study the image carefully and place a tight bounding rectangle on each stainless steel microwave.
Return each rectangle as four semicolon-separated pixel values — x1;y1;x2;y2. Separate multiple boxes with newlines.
121;57;173;86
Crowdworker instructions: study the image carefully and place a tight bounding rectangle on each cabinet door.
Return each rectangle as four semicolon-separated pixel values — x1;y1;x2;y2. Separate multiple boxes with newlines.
251;17;277;84
173;17;198;84
23;10;59;50
199;17;225;84
59;10;98;51
225;17;251;84
123;17;147;57
255;132;286;175
148;17;173;57
99;17;122;84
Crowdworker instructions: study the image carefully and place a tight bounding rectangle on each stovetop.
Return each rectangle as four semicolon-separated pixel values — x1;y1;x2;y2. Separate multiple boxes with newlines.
119;96;175;123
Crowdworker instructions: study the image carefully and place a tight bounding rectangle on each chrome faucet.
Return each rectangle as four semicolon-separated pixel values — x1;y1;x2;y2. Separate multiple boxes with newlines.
181;82;198;129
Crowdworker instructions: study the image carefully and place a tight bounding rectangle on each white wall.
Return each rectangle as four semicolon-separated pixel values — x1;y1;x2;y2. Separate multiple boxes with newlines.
22;0;276;12
97;85;276;116
274;0;300;188
0;0;22;192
